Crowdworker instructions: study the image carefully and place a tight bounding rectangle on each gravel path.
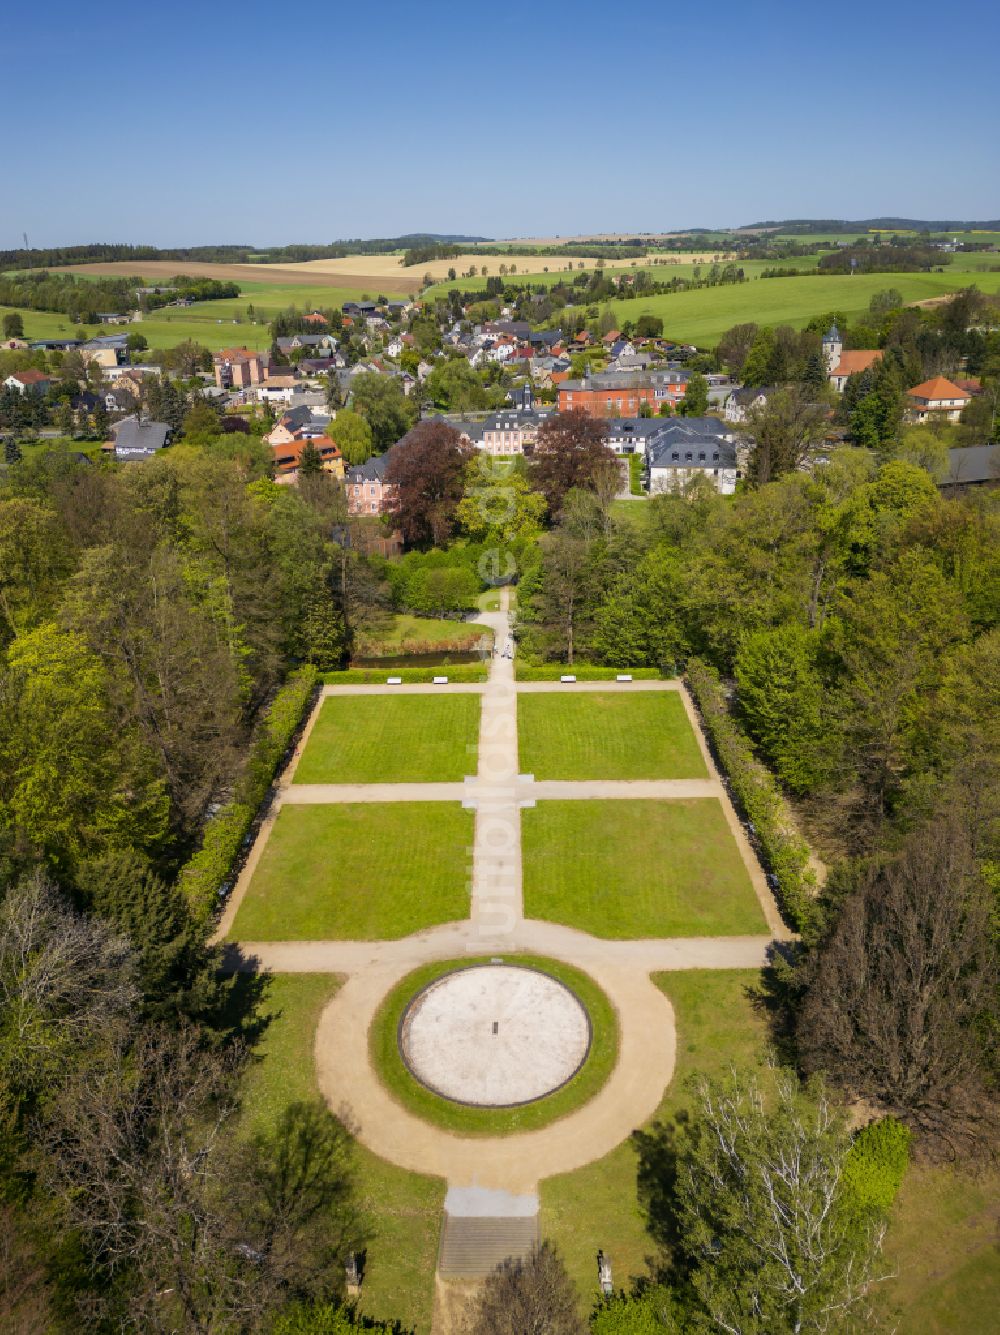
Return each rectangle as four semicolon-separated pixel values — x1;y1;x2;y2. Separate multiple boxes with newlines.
219;586;790;1207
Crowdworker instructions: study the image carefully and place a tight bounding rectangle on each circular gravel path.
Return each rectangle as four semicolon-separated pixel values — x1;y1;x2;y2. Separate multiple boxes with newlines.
400;964;591;1106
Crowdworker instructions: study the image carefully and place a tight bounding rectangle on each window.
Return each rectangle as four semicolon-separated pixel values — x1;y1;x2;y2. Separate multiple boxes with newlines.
369;486;376;496
370;503;377;513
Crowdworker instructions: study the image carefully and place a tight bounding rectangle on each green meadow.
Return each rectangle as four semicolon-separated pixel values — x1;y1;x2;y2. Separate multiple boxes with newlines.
599;268;1000;347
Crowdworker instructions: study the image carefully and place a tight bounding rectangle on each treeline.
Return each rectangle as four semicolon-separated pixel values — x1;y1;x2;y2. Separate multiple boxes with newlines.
1;236;491;270
401;242;464;267
0;443;401;1327
516;433;1000;1155
819;240;949;273
0;271;240;322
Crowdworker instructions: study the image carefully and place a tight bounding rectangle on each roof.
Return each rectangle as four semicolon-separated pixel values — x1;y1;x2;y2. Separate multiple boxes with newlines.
216;346;261;362
941;445;1000;486
822;323;841;342
8;369;50;384
271;436;341;474
345;452;391;484
830;350;883;379
113;415;171;459
649;432;736;468
908;376;971;402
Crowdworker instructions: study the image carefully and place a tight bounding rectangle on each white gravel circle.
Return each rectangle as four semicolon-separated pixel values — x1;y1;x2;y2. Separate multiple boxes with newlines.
399;965;592;1107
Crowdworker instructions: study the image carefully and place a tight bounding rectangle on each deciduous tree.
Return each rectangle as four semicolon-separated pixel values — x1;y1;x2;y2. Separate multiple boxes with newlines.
383;420;474;546
462;1241;583;1335
529;410;616;513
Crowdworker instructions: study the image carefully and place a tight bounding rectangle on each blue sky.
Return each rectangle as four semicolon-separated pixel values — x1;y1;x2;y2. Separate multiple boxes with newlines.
3;0;998;246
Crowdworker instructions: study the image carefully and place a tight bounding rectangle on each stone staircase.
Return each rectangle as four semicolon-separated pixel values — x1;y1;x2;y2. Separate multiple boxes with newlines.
437;1185;539;1279
438;1213;539;1278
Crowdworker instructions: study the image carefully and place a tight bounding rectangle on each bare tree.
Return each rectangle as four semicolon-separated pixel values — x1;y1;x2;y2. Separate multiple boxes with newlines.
40;1024;362;1333
0;872;137;1098
797;812;998;1153
463;1241;584;1335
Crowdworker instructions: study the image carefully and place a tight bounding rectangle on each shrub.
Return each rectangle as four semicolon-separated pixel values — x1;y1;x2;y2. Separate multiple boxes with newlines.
686;657;817;934
321;664;488;684
515;662;665;681
180;666;318;919
842;1117;911;1216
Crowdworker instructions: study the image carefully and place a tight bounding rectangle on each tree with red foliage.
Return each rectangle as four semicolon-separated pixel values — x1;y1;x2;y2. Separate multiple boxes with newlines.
529;410;618;514
384;420;475;546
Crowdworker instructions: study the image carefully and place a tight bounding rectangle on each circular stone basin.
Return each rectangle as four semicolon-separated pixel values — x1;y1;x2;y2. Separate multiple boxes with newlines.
399;964;592;1107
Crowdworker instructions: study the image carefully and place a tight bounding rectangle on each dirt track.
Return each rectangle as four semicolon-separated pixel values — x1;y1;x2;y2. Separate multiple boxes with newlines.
56;259;422;294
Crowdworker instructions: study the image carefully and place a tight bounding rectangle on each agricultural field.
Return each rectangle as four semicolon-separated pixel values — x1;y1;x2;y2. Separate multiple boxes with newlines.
599;268;1000;348
228;802;473;939
516;690;707;780
238;973;443;1332
55;257;416;295
293;693;481;785
521;799;765;937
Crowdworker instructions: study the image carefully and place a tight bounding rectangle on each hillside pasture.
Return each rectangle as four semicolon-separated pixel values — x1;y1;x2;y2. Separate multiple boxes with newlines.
598;269;1000;347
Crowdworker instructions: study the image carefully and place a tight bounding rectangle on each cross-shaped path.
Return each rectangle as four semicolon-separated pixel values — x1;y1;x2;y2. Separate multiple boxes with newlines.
218;587;790;1202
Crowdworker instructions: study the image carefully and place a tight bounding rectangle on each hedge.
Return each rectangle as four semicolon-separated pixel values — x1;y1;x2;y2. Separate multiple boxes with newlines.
515;662;666;681
180;665;319;920
685;657;817;934
321;664;488;684
628;452;645;495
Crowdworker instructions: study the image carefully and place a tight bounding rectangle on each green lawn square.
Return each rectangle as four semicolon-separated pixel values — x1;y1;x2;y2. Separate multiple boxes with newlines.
516;691;707;780
293;693;480;783
521;799;765;937
229;803;473;939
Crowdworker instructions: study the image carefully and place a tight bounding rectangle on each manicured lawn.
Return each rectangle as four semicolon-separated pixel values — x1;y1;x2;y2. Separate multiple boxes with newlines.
369;955;618;1135
239;974;444;1332
541;969;772;1309
294;693;480;784
229;803;473;940
522;800;765;937
516;691;706;780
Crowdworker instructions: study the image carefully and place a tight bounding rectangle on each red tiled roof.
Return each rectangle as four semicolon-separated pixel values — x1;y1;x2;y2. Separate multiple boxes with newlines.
907;376;971;402
830;350;882;378
11;368;50;384
271;436;342;473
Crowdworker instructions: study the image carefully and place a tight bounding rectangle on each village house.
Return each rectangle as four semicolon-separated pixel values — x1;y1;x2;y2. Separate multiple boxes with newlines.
265;405;331;446
275;333;338;357
109;415;172;461
81;333;130;368
724;385;776;423
3;369;52;395
271;436;343;483
346;452;396;515
906;376;972;423
214;347;265;389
